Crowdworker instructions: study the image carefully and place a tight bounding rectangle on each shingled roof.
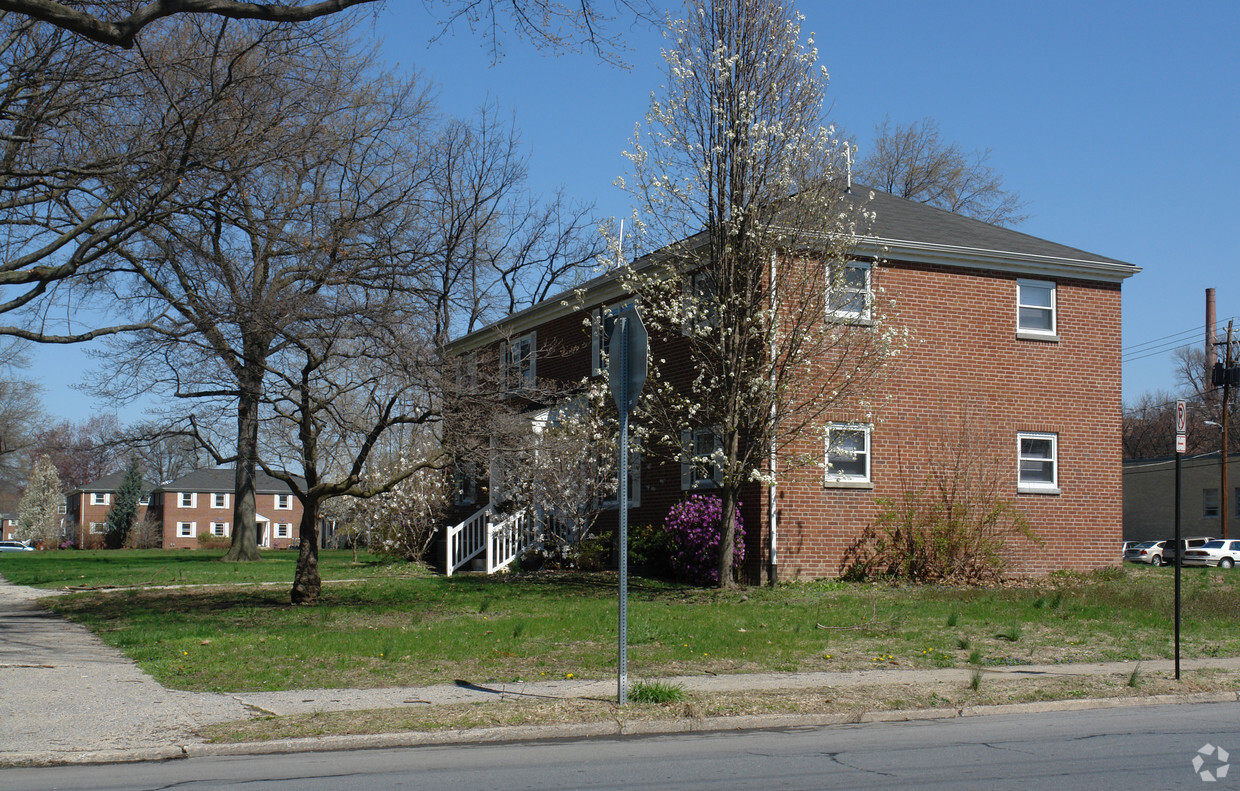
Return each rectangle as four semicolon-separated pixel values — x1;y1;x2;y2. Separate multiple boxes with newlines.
155;468;302;494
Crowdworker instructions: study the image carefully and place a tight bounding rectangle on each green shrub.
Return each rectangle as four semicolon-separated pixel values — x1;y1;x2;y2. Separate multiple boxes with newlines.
629;680;686;704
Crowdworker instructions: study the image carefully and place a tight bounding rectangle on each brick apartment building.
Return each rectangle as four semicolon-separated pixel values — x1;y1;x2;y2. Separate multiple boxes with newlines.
153;468;304;549
65;471;155;548
444;187;1138;581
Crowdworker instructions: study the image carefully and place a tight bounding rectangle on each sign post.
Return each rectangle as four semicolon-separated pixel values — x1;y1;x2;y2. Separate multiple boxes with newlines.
1174;399;1185;679
608;306;647;704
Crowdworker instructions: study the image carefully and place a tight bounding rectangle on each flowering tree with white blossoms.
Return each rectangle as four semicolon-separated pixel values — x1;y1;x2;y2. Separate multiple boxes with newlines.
499;380;621;564
618;0;906;586
16;454;64;547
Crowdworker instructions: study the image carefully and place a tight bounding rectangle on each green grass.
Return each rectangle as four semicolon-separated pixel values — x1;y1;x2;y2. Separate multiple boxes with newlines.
2;555;1239;694
629;680;687;704
0;548;399;588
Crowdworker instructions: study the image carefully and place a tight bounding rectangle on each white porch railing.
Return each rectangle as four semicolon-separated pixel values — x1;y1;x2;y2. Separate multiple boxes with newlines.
445;506;576;576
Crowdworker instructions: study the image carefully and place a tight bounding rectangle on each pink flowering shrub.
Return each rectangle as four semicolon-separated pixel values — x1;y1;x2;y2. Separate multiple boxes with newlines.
664;495;744;586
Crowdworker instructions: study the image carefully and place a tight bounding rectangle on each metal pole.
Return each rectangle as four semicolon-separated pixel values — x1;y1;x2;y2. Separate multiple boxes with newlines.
1174;446;1182;681
1222;322;1233;540
617;317;629;705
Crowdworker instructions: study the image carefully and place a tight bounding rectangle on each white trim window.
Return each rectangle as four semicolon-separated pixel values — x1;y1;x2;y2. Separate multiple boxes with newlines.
275;523;291;539
682;270;718;335
1017;432;1059;493
604;451;642;509
177;521;196;538
1017;279;1057;338
90;492;110;506
681;427;723;489
501;331;537;393
591;302;635;376
824;423;872;485
89;522;106;534
211;521;230;537
138;495;150;506
275;494;292;510
212;492;229;509
179;492;197;508
827;260;872;321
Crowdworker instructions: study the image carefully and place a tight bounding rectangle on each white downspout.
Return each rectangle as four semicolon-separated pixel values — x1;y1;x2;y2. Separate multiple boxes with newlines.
768;250;778;585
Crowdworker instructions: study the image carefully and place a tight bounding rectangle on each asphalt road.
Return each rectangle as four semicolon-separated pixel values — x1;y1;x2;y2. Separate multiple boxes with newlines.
6;700;1238;790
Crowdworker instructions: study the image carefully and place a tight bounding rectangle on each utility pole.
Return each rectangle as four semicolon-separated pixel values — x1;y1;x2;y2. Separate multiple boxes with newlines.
1223;322;1234;540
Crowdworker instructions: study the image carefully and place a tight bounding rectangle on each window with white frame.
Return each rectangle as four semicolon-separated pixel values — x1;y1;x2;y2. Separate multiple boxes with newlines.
1017;279;1057;337
89;522;105;534
681;427;723;489
211;521;229;537
604;451;642;508
824;423;872;484
501;332;537;392
1204;488;1220;518
275;523;291;539
275;493;291;510
138;494;150;506
591;302;635;376
213;492;229;509
58;503;67;514
177;521;195;538
827;260;872;320
683;270;718;333
1017;432;1059;493
90;492;109;506
179;492;196;508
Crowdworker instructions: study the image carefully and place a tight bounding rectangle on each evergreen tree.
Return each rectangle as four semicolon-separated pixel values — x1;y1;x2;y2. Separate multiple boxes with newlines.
105;457;145;549
16;455;64;547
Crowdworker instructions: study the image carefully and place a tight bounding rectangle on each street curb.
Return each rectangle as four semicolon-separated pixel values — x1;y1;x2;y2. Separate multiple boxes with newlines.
5;690;1238;768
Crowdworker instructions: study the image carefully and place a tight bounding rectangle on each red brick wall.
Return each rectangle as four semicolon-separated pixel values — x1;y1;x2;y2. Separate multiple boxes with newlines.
478;256;1123;580
765;259;1122;578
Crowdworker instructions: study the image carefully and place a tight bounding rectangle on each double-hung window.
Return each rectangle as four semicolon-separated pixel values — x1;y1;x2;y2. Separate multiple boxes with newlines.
1204;488;1220;518
179;492;196;508
827;261;872;321
681;427;723;489
824;423;872;485
1017;280;1057;339
502;332;537;393
275;523;291;539
211;522;229;537
177;522;195;538
1017;432;1059;493
90;492;109;506
213;493;229;509
275;494;292;510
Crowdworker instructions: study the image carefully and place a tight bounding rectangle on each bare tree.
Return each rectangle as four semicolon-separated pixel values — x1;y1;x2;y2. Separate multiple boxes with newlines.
29;413;121;489
260;313;448;603
855;117;1028;227
0;1;379;48
95;20;437;562
1122;390;1179;460
621;0;904;587
0;343;44;492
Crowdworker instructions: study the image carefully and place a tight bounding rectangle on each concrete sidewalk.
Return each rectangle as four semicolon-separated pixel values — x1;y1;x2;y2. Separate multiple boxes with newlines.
2;577;1239;767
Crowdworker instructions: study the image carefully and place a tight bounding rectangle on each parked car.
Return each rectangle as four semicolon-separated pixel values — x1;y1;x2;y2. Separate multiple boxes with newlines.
1182;539;1240;568
1163;537;1214;565
1124;540;1168;565
0;540;34;552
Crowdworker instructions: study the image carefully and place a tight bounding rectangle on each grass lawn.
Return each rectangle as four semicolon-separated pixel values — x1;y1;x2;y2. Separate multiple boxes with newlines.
2;551;1239;694
0;548;399;588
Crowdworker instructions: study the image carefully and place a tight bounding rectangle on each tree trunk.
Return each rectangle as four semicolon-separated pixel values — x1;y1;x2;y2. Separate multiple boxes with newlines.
224;367;264;562
291;501;321;604
717;483;739;589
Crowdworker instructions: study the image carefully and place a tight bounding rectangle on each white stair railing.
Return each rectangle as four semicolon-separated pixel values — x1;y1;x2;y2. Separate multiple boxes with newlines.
445;505;492;576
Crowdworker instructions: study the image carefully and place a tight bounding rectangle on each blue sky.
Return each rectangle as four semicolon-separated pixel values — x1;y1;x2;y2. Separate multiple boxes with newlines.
25;0;1240;422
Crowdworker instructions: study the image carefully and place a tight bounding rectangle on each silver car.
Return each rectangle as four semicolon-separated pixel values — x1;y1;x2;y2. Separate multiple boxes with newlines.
1182;539;1240;568
0;540;34;552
